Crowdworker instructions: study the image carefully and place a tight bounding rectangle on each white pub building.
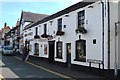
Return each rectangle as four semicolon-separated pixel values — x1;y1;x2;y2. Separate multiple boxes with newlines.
22;0;120;77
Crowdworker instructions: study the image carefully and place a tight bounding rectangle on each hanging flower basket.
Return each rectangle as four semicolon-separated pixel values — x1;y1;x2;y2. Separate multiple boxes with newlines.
56;30;65;36
41;34;48;38
75;27;87;34
34;35;40;39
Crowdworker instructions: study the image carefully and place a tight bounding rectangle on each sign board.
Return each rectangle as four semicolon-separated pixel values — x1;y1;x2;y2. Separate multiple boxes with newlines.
87;59;103;64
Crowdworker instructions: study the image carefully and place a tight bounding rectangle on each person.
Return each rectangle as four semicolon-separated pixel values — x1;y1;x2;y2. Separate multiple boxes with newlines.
22;45;28;61
25;47;29;61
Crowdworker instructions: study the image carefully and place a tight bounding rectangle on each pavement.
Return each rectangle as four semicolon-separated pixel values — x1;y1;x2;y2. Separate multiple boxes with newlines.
0;53;19;78
15;53;112;80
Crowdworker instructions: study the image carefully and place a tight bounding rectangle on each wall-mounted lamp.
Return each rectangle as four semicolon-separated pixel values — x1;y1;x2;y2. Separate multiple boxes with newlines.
50;21;53;25
64;25;66;28
88;6;93;8
65;15;69;17
86;20;88;24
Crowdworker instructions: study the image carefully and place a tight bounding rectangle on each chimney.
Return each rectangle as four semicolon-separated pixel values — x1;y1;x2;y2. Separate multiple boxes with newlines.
4;22;7;27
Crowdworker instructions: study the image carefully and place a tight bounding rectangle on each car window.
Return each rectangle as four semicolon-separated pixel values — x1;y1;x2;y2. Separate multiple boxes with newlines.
4;47;13;50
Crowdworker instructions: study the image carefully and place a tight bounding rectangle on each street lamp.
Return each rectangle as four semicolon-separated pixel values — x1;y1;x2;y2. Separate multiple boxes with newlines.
114;21;120;78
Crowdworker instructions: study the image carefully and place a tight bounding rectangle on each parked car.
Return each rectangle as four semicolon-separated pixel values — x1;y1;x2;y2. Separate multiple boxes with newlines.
2;46;14;56
0;45;4;53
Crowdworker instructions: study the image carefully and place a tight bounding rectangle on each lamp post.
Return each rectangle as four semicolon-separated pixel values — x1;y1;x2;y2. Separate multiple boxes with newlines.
114;21;120;78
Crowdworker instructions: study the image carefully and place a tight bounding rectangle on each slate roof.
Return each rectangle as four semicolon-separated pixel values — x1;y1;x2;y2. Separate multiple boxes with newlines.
21;11;49;22
24;0;99;30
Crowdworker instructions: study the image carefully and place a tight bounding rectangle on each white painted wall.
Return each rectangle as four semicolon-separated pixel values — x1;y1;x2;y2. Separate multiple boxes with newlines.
118;2;120;69
44;1;104;68
24;26;35;55
69;1;103;68
23;0;120;69
109;2;119;69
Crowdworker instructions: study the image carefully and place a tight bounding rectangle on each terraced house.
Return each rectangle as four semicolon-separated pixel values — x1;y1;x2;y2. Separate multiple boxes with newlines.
21;0;120;77
19;11;48;54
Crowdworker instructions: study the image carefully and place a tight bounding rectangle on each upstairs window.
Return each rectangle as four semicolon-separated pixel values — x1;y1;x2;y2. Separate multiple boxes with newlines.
44;24;47;34
58;18;62;31
35;27;38;35
78;10;85;28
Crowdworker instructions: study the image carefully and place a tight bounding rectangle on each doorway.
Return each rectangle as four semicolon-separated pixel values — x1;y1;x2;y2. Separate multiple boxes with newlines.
66;43;71;67
48;41;55;63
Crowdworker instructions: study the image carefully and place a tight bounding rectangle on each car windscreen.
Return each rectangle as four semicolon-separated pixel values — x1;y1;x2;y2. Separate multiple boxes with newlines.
4;47;13;50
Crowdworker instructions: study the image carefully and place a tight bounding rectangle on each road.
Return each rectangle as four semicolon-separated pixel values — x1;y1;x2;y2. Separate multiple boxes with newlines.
0;53;70;79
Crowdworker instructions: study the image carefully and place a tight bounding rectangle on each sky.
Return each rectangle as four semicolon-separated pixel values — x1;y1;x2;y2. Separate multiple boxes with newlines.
0;0;83;30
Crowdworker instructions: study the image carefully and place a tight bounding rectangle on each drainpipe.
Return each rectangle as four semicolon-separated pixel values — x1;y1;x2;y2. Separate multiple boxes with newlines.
114;21;120;78
107;0;110;70
101;1;104;69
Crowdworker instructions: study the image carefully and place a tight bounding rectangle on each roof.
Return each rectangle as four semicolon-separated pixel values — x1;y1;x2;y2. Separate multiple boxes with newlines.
2;26;10;30
21;11;49;22
1;26;11;32
24;0;99;30
5;26;18;36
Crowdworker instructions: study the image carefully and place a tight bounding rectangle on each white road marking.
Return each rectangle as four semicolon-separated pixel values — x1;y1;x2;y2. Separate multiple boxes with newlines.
0;75;3;79
14;56;75;79
0;68;19;78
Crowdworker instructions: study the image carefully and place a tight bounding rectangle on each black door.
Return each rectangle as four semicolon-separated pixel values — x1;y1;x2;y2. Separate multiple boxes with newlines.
48;41;55;63
66;43;71;67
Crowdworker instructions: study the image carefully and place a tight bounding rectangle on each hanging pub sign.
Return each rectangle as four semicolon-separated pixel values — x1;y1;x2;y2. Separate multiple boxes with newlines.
48;35;53;40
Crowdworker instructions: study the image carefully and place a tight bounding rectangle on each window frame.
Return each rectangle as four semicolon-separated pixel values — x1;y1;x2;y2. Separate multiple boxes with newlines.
35;27;38;35
78;10;85;28
74;39;86;62
56;41;63;59
34;43;39;55
58;18;62;31
44;24;47;34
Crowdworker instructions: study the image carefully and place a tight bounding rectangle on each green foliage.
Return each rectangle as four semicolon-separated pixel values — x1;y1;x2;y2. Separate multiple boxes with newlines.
75;27;87;34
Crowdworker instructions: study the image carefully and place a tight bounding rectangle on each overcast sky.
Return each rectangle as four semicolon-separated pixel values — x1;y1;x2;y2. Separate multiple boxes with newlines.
0;0;82;29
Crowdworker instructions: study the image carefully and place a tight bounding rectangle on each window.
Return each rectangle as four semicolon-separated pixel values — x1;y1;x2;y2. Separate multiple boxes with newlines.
93;39;96;44
56;41;63;59
35;27;38;35
78;10;85;28
34;43;39;56
58;18;62;31
44;24;47;34
75;40;86;62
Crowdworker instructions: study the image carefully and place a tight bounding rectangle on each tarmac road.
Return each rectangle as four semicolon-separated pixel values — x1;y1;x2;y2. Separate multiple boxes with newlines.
0;53;71;79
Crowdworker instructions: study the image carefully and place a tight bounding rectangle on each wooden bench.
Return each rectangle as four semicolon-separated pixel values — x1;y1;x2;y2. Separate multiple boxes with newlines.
87;59;103;69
